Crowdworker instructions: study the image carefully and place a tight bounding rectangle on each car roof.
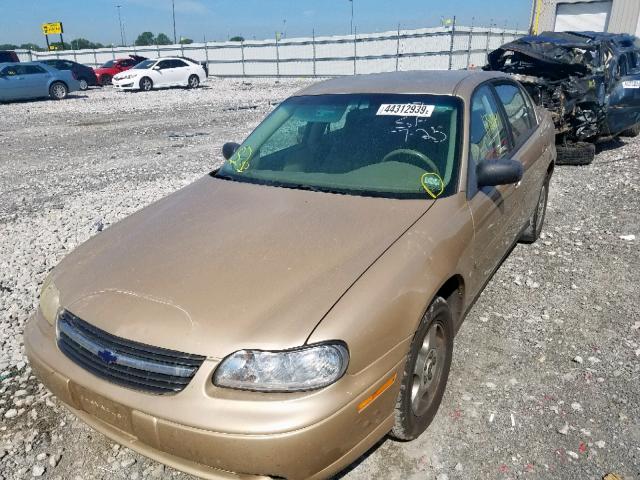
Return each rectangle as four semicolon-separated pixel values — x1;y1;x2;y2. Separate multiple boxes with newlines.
293;70;508;97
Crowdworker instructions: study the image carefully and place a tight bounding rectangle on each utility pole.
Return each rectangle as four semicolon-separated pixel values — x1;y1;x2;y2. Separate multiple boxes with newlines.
349;0;354;35
116;5;125;46
172;0;177;44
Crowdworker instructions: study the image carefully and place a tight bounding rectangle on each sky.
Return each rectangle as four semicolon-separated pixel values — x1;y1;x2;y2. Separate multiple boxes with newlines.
1;0;533;47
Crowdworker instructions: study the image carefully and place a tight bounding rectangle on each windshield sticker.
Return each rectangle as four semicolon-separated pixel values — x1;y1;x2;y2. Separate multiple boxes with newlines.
392;117;447;143
377;104;435;117
420;172;444;199
623;80;640;89
229;146;253;173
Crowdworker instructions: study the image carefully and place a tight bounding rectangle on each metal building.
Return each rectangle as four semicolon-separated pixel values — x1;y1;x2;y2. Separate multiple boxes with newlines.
531;0;640;35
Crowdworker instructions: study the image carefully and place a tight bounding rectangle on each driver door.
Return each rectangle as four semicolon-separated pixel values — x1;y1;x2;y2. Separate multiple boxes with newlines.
466;84;521;298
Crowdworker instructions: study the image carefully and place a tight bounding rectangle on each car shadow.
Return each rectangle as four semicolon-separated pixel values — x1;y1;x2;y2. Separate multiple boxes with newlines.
330;436;389;479
0;94;89;105
595;136;627;153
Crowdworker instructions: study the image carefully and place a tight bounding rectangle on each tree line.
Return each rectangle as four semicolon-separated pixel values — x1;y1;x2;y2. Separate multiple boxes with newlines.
0;32;198;52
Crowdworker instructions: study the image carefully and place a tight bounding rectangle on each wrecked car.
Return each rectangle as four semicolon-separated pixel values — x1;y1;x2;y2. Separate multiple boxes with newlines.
486;31;640;165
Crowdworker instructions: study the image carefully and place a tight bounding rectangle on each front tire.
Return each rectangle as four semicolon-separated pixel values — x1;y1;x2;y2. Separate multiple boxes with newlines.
187;74;200;89
100;74;112;86
49;82;68;100
519;176;549;244
391;297;453;441
139;77;153;92
78;78;89;91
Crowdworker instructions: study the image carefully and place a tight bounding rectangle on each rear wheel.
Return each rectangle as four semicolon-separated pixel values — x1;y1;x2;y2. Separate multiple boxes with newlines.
78;78;89;91
620;124;640;137
391;297;453;441
556;141;595;166
187;74;200;89
139;77;153;92
49;82;68;100
100;74;112;86
520;177;549;244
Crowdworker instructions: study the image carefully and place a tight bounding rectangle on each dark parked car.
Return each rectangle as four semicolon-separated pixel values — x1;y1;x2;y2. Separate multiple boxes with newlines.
0;51;19;63
486;31;640;165
40;59;99;91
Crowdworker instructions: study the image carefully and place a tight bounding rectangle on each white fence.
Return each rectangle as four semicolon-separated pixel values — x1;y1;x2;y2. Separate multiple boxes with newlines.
16;25;524;77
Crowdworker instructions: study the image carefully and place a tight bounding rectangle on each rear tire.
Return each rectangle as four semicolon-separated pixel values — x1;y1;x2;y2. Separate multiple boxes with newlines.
620;124;640;137
519;176;549;244
391;297;453;441
78;78;89;91
187;74;200;89
49;82;68;100
100;75;112;86
555;141;595;166
139;77;153;92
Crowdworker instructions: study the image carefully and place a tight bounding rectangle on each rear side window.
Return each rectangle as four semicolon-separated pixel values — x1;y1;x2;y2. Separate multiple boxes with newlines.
23;65;47;74
469;85;510;164
172;60;189;68
494;83;535;146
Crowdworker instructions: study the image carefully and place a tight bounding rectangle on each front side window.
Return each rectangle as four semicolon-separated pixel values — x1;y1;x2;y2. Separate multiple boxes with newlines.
217;94;462;199
469;85;510;165
156;60;172;70
494;83;535;145
133;59;156;70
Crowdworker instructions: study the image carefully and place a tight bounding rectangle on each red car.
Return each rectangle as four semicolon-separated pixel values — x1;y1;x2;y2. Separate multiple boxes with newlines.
94;55;146;86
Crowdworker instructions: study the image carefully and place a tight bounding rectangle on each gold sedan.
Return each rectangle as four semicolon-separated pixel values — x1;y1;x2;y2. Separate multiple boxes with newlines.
26;70;556;480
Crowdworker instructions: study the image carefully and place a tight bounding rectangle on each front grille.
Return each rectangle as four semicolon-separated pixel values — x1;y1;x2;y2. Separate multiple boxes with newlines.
57;310;205;394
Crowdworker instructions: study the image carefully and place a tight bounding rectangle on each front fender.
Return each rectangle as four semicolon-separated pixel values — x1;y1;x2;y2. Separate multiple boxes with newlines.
307;193;474;374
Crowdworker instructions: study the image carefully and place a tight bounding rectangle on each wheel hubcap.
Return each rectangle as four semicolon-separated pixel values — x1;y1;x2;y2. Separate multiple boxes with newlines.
411;322;445;416
79;80;87;90
54;85;64;98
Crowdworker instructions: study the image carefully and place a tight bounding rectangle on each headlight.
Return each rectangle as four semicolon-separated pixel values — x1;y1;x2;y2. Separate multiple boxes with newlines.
213;342;349;392
39;274;60;325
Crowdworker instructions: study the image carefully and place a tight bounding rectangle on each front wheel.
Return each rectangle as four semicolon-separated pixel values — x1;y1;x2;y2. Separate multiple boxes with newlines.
49;81;68;100
620;124;640;137
100;75;112;86
187;74;200;89
391;297;453;441
78;78;89;91
139;77;153;92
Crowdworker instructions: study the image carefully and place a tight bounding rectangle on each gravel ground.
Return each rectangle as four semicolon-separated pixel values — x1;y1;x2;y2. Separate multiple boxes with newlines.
0;80;638;480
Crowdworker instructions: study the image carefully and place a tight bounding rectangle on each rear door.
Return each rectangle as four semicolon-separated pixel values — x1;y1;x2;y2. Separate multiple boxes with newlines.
21;65;51;98
606;52;640;134
466;84;521;297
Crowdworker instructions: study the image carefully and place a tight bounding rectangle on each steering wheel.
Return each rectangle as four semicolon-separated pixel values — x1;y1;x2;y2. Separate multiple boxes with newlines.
381;149;440;175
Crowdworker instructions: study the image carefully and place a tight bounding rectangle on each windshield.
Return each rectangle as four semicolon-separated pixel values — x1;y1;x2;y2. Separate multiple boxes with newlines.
133;59;156;70
217;94;461;199
100;60;115;68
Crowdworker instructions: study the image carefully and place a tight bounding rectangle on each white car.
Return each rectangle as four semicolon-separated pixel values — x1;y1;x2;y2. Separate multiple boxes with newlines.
112;57;206;91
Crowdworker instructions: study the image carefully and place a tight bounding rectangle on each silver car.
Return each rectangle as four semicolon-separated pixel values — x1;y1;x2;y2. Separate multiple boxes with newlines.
0;61;80;102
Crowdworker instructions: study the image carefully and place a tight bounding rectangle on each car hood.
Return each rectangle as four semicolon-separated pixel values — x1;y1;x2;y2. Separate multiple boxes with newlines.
52;176;433;358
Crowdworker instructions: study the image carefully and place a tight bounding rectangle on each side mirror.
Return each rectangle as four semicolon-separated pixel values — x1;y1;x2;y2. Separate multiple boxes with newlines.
152;65;161;70
477;158;523;187
222;142;240;160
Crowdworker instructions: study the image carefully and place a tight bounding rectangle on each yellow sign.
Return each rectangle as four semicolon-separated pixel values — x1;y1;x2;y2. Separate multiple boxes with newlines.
42;22;63;35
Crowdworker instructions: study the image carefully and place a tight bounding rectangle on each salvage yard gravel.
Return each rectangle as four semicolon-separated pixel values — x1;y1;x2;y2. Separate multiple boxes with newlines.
1;79;638;479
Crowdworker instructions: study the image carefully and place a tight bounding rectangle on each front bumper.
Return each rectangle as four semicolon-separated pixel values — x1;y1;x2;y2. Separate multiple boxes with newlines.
112;79;137;90
25;311;404;480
